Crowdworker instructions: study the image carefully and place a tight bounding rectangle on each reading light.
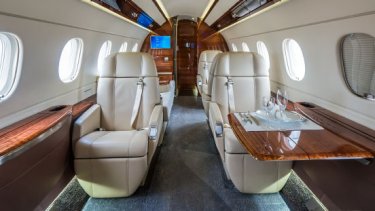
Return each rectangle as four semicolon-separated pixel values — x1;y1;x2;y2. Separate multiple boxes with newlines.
155;0;170;20
200;0;217;20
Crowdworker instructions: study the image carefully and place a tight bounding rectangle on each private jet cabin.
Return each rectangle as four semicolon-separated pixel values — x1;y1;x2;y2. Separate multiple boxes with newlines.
0;0;374;210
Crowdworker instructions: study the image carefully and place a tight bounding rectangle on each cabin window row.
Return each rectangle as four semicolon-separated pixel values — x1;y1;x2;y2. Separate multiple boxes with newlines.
0;31;139;102
232;39;306;81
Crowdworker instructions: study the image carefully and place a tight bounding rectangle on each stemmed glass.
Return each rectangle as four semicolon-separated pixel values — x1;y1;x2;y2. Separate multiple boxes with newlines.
262;96;275;125
277;89;288;119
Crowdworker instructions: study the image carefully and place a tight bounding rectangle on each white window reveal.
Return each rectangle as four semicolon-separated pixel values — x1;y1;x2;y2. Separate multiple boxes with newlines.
256;41;270;70
132;43;139;52
58;38;84;83
0;32;23;101
242;42;250;52
119;42;128;52
231;43;238;52
282;39;306;81
97;40;112;74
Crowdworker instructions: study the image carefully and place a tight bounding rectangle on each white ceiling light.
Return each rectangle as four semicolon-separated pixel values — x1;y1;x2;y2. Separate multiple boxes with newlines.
200;0;216;20
155;0;170;20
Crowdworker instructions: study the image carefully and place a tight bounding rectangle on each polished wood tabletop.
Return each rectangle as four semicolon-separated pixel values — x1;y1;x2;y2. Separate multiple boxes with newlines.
228;107;375;161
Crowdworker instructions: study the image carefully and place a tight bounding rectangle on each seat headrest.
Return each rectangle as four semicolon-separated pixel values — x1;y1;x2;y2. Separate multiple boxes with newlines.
199;50;222;63
101;52;158;77
214;52;269;77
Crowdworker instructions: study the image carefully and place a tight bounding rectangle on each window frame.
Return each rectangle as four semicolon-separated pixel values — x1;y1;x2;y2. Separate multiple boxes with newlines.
0;32;23;101
231;43;238;52
242;42;250;52
119;41;128;52
97;40;112;74
58;38;84;83
131;43;139;52
256;41;270;71
282;39;306;81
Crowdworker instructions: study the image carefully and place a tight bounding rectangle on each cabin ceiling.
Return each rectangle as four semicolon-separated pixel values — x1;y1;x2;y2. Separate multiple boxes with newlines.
156;0;213;20
119;0;239;26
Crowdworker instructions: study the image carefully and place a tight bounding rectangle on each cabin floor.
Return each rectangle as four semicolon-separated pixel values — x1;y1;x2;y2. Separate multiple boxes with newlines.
48;96;319;211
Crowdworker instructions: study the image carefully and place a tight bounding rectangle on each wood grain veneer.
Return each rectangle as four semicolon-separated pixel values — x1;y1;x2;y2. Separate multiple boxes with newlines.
141;22;174;84
0;106;72;157
228;111;374;161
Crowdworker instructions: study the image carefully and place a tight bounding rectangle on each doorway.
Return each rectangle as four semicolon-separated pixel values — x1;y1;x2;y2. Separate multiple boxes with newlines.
176;19;198;96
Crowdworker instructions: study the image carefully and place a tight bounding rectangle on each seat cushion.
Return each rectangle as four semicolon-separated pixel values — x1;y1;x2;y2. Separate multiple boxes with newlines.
75;130;148;159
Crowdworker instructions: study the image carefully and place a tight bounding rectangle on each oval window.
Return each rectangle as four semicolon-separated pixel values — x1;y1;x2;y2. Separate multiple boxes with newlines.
119;42;128;52
242;42;250;52
256;41;270;70
58;38;83;83
341;33;375;100
132;43;139;52
97;40;112;74
231;43;238;52
0;32;23;101
282;39;306;81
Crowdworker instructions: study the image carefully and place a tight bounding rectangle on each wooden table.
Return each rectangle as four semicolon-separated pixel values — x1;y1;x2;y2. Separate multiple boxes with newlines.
228;106;375;161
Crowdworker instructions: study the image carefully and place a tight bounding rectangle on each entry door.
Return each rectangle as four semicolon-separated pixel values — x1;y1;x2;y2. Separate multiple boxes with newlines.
177;20;197;95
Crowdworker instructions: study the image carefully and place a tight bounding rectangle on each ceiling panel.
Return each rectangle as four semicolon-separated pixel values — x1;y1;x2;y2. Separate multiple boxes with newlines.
160;0;211;18
205;0;238;25
132;0;166;25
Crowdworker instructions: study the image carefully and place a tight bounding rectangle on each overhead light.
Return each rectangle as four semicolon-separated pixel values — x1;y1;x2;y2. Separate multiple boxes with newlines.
155;0;170;20
200;0;216;20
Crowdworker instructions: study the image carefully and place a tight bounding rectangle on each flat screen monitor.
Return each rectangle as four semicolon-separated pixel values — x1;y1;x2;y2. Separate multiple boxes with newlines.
150;36;171;49
137;13;153;28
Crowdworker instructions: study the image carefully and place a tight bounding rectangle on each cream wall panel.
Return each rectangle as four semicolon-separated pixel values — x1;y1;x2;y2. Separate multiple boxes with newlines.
0;12;144;128
223;0;375;129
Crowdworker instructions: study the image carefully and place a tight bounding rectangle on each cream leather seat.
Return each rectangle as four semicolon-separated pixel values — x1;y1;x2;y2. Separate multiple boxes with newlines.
208;52;292;194
197;50;221;115
72;53;163;198
158;80;175;145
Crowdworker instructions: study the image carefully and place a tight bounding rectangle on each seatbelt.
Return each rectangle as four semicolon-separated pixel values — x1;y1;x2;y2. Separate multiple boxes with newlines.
226;77;235;113
131;77;144;129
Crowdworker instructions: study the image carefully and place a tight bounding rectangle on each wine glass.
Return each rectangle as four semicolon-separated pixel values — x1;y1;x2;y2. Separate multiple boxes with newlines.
262;96;275;124
277;89;288;119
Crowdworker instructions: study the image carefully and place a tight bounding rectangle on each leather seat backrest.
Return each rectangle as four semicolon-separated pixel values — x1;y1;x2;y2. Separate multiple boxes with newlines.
211;52;270;123
198;50;222;85
98;52;160;131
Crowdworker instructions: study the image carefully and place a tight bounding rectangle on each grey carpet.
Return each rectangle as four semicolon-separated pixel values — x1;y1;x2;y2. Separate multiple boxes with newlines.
83;96;290;211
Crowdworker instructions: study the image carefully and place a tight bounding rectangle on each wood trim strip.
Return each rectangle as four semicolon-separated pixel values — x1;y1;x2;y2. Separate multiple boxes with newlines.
0;106;72;157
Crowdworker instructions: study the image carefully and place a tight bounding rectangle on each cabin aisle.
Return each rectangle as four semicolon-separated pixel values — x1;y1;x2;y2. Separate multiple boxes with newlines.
82;96;289;211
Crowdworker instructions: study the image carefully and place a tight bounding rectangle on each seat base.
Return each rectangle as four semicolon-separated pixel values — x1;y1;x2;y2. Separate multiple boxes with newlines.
75;157;147;198
225;153;292;194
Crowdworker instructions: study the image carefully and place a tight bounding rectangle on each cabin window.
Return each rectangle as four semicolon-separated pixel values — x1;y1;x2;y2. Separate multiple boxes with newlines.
242;42;250;52
97;40;112;74
0;32;22;101
232;43;238;52
132;43;139;52
257;41;270;70
282;39;305;81
58;38;83;83
119;42;128;52
341;33;375;100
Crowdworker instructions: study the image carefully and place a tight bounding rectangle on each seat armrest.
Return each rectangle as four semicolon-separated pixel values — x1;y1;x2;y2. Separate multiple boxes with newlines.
148;104;163;141
209;102;224;137
72;104;101;144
